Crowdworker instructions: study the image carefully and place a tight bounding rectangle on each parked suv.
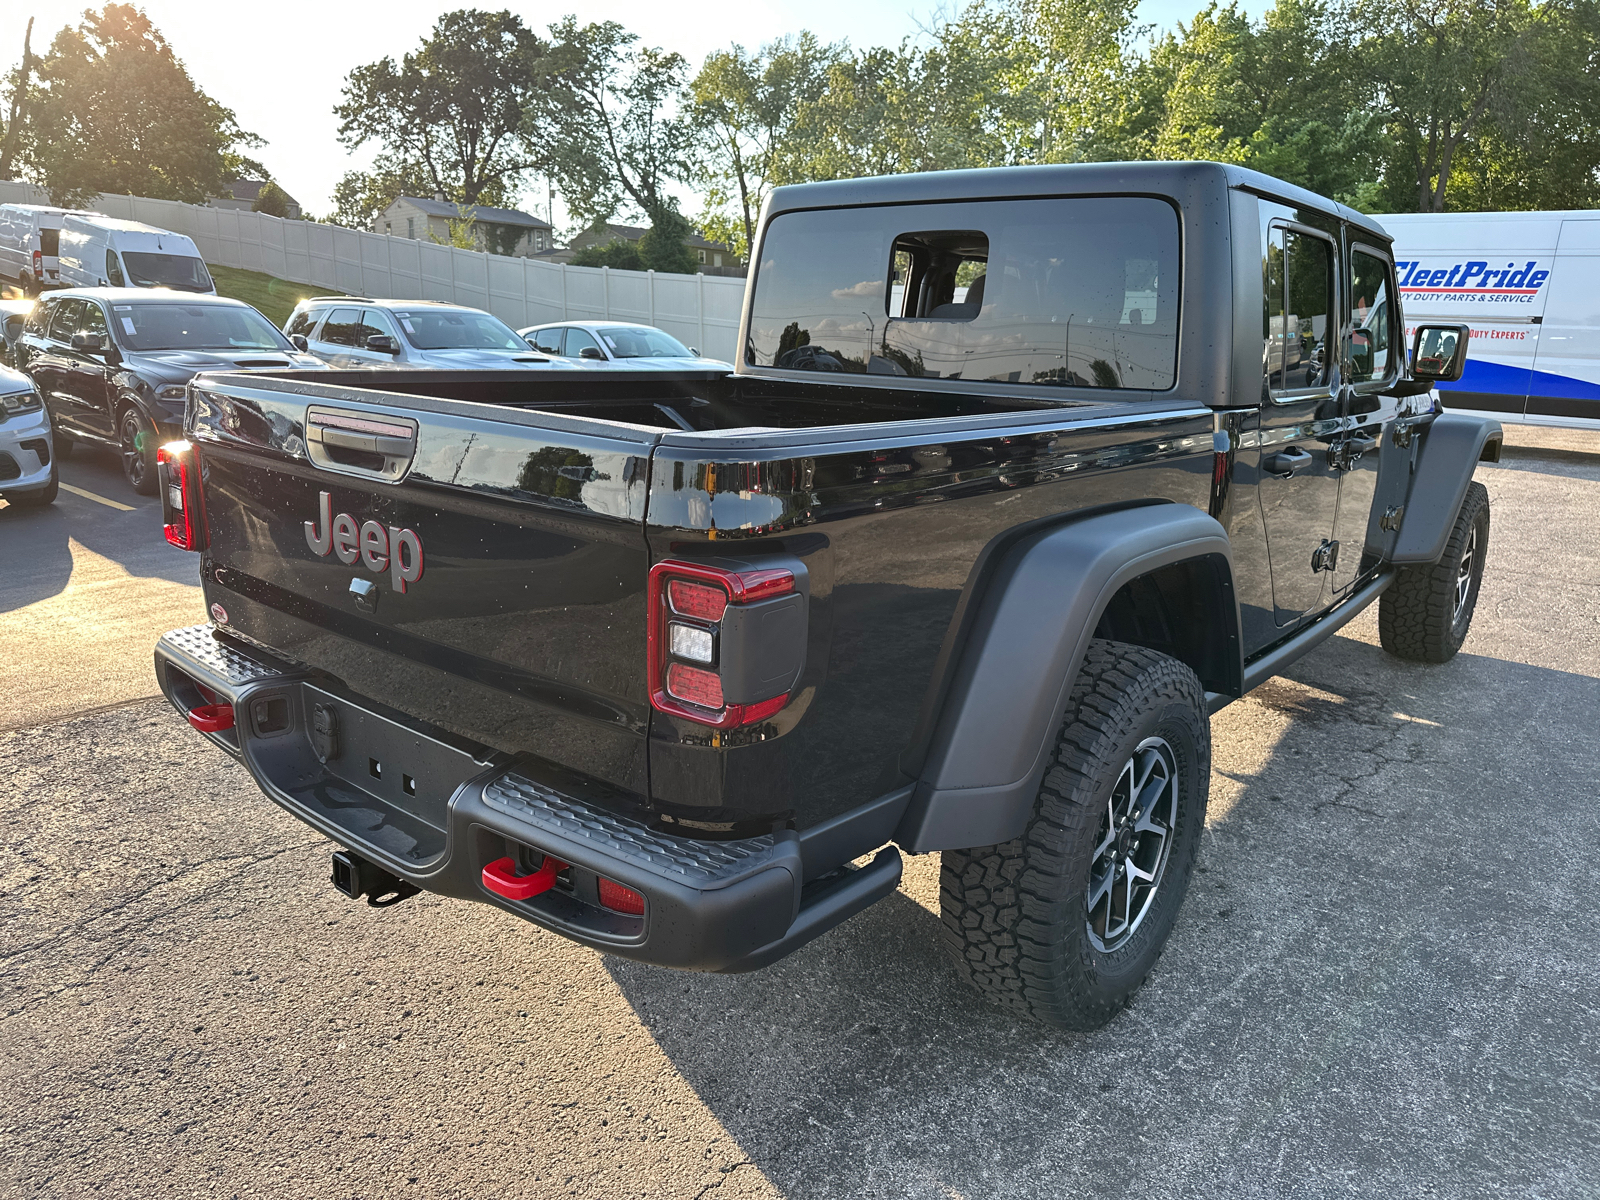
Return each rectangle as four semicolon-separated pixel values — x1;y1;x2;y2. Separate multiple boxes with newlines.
284;298;556;369
0;363;54;507
13;289;324;494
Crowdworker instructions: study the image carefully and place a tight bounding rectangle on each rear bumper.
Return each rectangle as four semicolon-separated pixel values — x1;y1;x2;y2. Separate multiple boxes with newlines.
154;624;900;972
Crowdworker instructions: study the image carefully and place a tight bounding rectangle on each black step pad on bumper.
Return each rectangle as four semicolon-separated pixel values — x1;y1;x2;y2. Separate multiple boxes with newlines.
153;624;900;972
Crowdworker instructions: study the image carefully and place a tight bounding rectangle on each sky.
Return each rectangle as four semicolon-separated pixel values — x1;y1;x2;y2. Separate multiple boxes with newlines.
0;0;1267;225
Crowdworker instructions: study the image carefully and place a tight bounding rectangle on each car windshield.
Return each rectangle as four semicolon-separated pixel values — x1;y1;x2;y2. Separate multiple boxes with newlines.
112;303;290;352
394;309;527;350
596;326;693;358
120;252;214;292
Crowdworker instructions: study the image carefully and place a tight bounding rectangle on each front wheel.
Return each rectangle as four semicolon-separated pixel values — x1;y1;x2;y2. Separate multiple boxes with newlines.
1379;481;1489;663
941;641;1211;1030
119;406;158;495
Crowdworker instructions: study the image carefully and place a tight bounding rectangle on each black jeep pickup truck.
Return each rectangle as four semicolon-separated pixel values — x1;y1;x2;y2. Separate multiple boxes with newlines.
153;162;1498;1030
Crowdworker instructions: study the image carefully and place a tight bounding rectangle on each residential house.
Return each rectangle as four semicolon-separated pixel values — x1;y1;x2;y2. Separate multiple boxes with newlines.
378;195;555;258
210;179;302;220
568;222;744;276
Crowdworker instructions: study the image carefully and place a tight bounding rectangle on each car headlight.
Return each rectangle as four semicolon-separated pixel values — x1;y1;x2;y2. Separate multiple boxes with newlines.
157;384;188;401
0;389;42;420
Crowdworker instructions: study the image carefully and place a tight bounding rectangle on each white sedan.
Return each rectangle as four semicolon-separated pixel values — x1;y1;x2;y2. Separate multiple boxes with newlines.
518;321;731;371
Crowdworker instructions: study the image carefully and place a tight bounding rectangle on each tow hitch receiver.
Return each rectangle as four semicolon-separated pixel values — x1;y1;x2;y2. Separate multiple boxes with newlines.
331;849;420;907
482;855;566;901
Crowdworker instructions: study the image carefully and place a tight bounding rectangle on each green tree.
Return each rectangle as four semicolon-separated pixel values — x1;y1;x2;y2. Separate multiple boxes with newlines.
0;17;38;180
570;237;643;269
336;10;552;207
430;202;479;248
328;160;434;230
638;207;699;273
22;4;260;206
686;34;842;259
544;18;692;230
252;179;291;217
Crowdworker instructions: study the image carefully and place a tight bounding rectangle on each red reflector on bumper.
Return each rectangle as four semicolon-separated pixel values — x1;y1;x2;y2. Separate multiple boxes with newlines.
598;878;645;915
186;703;234;733
481;855;565;901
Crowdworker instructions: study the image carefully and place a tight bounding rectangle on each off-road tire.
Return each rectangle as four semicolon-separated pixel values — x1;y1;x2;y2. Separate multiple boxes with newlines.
1379;481;1489;663
940;640;1210;1030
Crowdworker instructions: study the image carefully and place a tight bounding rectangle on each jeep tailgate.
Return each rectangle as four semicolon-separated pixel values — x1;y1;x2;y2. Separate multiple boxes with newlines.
186;375;661;797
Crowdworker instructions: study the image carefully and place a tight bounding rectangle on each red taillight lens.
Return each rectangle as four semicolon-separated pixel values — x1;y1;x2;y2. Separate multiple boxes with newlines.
668;579;727;621
598;878;645;915
32;250;41;271
666;663;724;709
647;559;802;730
157;440;206;551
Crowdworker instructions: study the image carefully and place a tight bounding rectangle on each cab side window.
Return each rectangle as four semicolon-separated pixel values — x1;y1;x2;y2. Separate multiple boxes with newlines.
79;301;109;341
320;307;361;347
565;328;603;358
105;250;125;288
1264;226;1334;396
357;309;399;345
530;327;565;355
1347;249;1396;385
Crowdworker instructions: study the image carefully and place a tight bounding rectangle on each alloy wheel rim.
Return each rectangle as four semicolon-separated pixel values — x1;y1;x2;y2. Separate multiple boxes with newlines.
121;414;145;486
1454;525;1478;624
1086;736;1179;953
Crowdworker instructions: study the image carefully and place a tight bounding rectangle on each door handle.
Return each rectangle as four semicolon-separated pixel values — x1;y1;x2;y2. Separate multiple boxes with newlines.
1347;434;1379;456
1263;447;1313;478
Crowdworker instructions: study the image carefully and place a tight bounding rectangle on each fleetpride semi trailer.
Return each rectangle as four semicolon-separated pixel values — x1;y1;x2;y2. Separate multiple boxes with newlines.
1377;210;1600;429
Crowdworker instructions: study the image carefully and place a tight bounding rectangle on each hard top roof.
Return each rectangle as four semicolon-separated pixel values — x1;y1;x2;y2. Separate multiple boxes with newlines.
41;287;246;305
765;160;1390;242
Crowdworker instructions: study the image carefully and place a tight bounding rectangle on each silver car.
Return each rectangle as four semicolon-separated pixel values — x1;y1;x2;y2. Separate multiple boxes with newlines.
0;363;54;507
518;321;731;371
285;298;556;369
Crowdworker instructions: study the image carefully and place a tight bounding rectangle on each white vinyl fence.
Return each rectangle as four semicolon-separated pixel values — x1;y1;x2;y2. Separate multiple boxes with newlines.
0;179;747;362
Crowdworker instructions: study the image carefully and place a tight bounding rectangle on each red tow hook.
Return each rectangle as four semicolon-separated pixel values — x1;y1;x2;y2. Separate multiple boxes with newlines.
186;703;235;734
482;855;566;901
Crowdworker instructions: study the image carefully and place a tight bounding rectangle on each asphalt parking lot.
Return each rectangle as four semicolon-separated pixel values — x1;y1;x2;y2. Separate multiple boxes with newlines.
2;429;1597;1199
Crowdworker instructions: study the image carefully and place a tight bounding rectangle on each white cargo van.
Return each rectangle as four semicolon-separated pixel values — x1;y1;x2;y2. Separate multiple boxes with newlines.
1377;209;1600;428
0;204;87;295
56;215;215;295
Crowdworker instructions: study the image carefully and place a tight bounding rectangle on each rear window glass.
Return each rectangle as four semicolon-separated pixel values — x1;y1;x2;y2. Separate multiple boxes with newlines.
748;197;1180;390
39;229;59;256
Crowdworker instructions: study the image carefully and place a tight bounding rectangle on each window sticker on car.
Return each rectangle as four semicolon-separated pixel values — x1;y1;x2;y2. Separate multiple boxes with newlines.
113;305;131;312
602;335;617;348
121;317;137;336
400;319;416;333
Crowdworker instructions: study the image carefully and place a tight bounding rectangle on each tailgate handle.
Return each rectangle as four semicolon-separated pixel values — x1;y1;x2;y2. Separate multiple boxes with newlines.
304;406;418;482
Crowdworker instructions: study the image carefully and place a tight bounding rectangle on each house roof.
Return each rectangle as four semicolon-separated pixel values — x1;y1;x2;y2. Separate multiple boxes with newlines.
580;221;724;251
397;196;552;229
226;178;300;207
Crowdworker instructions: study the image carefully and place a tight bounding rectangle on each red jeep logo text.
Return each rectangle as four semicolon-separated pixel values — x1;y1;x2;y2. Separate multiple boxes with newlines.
304;491;424;593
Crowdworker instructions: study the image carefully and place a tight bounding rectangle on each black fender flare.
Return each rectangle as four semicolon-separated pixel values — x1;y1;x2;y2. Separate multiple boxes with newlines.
895;503;1239;854
1392;413;1502;564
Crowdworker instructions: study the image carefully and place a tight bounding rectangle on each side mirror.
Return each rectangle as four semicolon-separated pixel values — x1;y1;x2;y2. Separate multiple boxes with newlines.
525;336;539;349
365;334;399;354
579;345;605;360
689;347;699;356
71;332;105;353
1411;323;1469;383
290;334;309;351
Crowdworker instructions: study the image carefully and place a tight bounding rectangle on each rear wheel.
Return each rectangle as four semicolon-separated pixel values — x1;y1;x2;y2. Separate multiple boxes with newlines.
940;640;1210;1030
1379;481;1489;663
119;406;158;495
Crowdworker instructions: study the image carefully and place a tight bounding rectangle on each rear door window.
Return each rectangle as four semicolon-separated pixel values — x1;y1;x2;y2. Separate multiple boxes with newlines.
748;196;1180;390
1264;226;1335;396
320;307;361;347
39;229;59;257
529;327;566;355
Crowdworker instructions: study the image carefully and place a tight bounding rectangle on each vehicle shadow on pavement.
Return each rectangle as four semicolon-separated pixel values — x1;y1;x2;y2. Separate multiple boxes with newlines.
604;629;1600;1199
0;445;200;613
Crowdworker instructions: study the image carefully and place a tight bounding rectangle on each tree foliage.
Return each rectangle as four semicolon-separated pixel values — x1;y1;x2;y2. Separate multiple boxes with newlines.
335;9;552;220
252;179;291;217
19;4;259;206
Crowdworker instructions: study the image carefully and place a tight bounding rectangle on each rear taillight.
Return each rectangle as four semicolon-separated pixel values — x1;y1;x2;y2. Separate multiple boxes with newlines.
157;440;207;551
32;250;41;272
647;559;806;729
